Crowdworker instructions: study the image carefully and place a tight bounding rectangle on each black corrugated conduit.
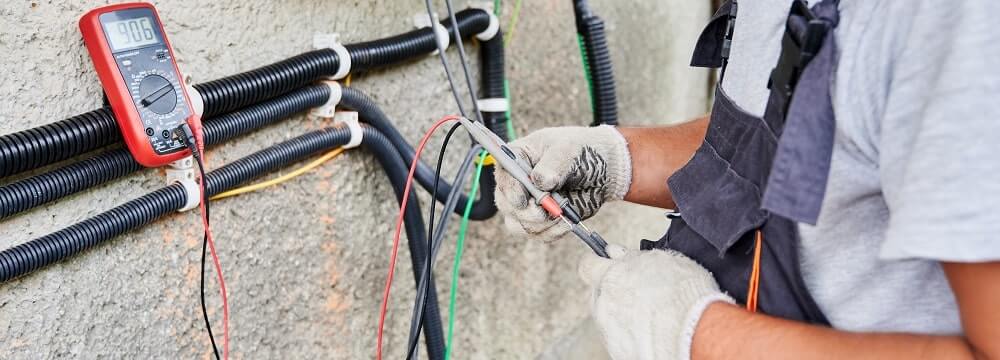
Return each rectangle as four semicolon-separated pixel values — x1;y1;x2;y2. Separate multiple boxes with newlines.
0;127;345;283
0;8;494;179
0;108;119;178
1;43;506;220
480;33;509;140
573;0;619;126
0;85;331;220
362;128;446;360
339;87;498;220
0;125;447;358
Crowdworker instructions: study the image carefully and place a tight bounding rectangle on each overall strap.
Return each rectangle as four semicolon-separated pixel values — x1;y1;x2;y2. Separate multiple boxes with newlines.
761;0;841;224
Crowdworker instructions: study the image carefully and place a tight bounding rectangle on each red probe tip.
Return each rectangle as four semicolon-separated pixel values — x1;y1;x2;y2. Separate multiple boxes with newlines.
539;196;563;218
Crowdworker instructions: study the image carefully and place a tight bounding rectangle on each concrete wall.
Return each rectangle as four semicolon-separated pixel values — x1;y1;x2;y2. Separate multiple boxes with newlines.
0;0;710;358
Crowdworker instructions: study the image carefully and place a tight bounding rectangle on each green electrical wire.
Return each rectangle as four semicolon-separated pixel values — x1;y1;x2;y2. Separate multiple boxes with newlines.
444;3;521;358
444;150;489;360
503;0;524;49
576;34;597;113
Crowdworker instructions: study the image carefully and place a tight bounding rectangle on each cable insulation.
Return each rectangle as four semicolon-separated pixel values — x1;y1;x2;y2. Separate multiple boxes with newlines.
377;115;461;360
444;150;488;360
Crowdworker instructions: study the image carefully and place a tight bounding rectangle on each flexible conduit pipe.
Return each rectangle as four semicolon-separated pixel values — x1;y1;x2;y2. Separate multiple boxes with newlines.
572;0;618;126
0;8;493;178
480;33;509;140
0;85;332;220
1;20;505;221
339;87;498;220
362;128;446;359
0;126;447;358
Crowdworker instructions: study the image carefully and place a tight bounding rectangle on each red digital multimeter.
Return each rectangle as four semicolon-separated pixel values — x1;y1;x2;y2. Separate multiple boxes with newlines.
80;3;198;167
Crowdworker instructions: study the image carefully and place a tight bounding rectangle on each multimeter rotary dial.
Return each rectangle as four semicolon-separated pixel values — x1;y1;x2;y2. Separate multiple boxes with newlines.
132;71;178;115
138;74;176;114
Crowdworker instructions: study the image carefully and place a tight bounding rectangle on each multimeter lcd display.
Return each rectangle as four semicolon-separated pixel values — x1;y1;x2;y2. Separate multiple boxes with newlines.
103;17;161;52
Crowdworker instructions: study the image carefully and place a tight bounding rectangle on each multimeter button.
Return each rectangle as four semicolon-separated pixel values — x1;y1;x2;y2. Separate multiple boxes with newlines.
138;74;177;115
146;128;155;136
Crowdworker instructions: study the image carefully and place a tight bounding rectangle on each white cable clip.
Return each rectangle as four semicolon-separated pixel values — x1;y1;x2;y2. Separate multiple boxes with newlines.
477;97;510;113
313;33;351;80
335;111;363;149
309;81;343;119
468;2;500;41
185;83;205;117
413;13;450;55
167;156;201;212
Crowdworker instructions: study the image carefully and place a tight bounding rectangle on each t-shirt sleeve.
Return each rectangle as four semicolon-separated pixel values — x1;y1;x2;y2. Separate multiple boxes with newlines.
879;0;1000;261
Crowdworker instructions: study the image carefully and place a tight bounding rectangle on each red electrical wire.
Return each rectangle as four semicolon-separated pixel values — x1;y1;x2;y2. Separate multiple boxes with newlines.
377;114;462;360
192;121;230;360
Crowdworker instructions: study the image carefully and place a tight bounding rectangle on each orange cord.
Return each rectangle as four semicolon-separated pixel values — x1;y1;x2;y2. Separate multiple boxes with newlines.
746;229;763;313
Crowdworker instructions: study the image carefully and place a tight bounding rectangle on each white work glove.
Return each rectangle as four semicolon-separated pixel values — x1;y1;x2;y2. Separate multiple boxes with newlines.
580;245;734;360
494;125;632;241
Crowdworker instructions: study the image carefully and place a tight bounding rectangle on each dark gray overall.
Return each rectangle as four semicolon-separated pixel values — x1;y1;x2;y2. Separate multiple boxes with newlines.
640;0;840;324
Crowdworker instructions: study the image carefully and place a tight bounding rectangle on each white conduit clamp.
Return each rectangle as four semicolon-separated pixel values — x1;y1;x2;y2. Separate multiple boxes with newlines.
468;2;499;41
313;33;351;80
185;83;205;117
477;97;510;113
309;81;343;119
334;111;363;149
167;156;202;212
475;11;500;41
413;13;450;55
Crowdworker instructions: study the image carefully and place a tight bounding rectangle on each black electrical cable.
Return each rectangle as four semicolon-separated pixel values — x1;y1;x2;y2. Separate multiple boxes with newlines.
0;85;332;220
362;128;446;360
406;122;463;359
175;124;222;360
404;146;478;360
197;155;221;360
0;8;494;179
339;87;498;220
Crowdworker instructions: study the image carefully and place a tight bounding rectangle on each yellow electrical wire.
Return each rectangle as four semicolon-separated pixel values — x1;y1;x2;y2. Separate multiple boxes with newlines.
210;147;346;200
345;74;352;87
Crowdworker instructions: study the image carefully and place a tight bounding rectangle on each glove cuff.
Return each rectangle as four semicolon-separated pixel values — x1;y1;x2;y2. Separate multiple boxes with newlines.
597;125;632;202
677;292;735;360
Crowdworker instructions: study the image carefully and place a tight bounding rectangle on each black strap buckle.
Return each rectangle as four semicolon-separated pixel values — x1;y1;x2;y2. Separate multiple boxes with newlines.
767;0;831;102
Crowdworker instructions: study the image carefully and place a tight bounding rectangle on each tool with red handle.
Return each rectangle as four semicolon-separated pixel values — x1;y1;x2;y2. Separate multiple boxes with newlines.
80;2;199;167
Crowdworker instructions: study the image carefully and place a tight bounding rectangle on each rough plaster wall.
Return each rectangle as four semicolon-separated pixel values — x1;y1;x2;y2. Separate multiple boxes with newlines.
0;0;710;358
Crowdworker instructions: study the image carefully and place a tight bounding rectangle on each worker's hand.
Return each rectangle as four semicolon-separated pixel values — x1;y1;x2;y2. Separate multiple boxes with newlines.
580;245;733;360
494;125;631;241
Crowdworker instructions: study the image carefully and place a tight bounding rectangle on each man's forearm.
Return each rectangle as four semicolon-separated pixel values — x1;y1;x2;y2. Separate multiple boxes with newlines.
619;115;709;209
692;302;977;360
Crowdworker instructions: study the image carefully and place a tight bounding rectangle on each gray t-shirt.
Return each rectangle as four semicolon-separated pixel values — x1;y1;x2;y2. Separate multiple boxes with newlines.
723;0;1000;334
